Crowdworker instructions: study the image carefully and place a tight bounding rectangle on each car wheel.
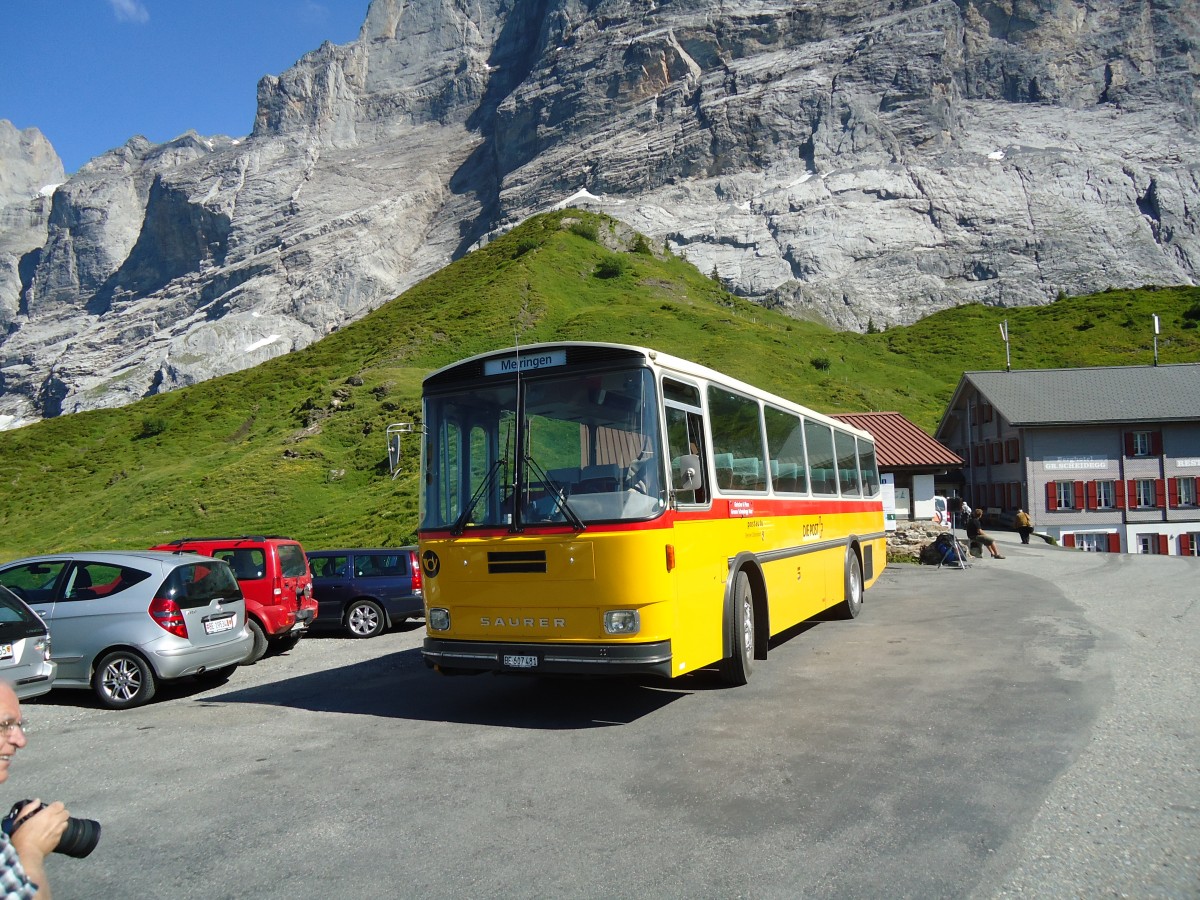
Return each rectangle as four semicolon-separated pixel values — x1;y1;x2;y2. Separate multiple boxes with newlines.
718;570;755;686
245;619;269;663
92;650;157;709
345;599;386;638
193;664;237;685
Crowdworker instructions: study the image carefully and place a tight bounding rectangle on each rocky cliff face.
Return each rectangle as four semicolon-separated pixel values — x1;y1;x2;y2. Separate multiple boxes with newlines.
1;0;1197;426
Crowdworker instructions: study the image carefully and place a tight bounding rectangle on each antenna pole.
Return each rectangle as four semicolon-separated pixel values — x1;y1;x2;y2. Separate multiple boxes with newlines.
1000;320;1011;372
1153;314;1160;366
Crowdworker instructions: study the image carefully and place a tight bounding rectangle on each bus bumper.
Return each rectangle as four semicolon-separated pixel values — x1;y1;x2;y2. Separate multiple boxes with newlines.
422;638;673;678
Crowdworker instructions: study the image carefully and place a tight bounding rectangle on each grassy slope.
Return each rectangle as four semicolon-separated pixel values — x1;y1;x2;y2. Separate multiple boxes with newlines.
1;210;1198;559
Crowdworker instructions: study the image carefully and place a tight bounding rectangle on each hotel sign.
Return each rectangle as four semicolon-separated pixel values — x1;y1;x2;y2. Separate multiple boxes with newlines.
1044;456;1108;471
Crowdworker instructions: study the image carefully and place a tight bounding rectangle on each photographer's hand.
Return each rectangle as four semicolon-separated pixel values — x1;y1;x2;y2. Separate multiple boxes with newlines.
10;799;68;900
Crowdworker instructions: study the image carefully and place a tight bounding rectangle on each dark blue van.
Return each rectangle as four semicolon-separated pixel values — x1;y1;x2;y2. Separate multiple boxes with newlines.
306;548;423;638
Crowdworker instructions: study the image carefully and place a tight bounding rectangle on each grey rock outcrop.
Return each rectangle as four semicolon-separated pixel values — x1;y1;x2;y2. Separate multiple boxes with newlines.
1;0;1197;427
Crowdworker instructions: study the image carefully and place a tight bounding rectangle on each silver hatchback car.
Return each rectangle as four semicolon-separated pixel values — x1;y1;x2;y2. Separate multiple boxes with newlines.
0;585;56;700
0;551;253;709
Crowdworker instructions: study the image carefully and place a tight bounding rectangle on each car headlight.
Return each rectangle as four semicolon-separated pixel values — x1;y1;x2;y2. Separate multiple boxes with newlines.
428;608;450;631
604;610;640;635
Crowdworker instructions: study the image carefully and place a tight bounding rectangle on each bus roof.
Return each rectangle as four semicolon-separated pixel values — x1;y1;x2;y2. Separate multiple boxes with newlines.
423;341;876;443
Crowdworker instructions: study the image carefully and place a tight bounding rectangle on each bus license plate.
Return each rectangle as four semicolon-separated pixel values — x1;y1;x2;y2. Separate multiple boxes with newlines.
204;615;235;635
503;654;538;669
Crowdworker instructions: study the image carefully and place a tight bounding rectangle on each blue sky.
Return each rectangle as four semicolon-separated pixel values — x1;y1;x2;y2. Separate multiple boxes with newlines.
1;1;370;174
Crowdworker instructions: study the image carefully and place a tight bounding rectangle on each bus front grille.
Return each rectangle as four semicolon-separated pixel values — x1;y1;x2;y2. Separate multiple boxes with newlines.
487;551;548;574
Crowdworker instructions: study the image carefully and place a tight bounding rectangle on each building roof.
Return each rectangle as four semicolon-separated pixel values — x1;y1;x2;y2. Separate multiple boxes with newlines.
832;411;963;468
947;363;1200;427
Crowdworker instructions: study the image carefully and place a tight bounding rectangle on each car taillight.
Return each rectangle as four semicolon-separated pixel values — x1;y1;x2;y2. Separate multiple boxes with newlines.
149;596;189;638
409;551;423;595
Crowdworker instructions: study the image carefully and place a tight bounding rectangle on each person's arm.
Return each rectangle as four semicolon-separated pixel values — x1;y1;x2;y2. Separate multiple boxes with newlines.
9;801;68;900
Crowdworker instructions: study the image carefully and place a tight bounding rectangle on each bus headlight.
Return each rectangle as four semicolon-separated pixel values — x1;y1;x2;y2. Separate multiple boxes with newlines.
428;608;451;631
604;610;640;635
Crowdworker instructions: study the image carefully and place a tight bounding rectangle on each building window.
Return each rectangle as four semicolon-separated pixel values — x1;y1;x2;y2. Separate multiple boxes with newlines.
1095;480;1116;509
1055;481;1076;509
1132;432;1152;456
1182;533;1200;557
1076;533;1109;552
1177;476;1197;507
1134;479;1157;508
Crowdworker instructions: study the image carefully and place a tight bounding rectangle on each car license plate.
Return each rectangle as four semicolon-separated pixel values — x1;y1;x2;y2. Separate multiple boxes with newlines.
503;654;538;669
0;643;11;662
204;615;235;635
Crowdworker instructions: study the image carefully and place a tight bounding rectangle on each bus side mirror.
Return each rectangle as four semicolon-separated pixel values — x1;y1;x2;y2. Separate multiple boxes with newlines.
675;454;702;491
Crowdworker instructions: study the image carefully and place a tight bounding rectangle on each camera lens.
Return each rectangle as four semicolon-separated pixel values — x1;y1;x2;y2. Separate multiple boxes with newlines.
55;816;101;859
1;800;101;858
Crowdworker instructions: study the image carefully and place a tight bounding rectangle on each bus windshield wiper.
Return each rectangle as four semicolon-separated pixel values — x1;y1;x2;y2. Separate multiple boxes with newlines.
450;458;505;536
524;454;586;532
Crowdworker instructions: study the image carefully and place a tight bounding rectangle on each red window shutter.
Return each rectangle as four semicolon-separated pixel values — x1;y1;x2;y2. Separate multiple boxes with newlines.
975;445;985;466
1107;533;1121;553
1157;534;1169;555
1155;479;1166;508
1063;533;1076;548
1012;481;1021;508
1179;534;1192;556
1114;480;1126;509
1124;432;1136;457
1086;481;1098;510
1150;431;1163;455
1127;481;1138;508
1046;482;1058;511
1168;478;1180;508
1074;481;1086;509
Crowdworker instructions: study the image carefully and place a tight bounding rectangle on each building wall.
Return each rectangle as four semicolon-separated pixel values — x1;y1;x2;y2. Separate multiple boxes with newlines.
942;387;1200;555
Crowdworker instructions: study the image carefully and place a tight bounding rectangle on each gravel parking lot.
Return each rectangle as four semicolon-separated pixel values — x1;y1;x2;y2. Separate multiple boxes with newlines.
13;537;1200;899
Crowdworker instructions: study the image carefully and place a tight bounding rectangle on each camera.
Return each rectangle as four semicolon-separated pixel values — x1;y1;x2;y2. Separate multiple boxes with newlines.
2;800;101;859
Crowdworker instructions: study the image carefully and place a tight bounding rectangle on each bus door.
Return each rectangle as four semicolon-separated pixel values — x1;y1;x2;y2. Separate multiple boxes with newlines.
663;379;725;672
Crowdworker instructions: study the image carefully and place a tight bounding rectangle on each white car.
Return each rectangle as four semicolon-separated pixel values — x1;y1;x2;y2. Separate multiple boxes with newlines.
0;551;253;709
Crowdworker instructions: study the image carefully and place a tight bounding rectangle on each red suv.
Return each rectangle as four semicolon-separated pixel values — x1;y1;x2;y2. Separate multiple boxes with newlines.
150;536;316;662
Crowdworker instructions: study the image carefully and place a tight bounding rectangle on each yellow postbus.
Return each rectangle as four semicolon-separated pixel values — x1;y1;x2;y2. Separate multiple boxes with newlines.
418;342;886;685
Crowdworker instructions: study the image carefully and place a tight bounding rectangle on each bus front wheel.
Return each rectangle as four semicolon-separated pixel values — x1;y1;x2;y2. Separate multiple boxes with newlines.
719;571;755;686
834;547;864;620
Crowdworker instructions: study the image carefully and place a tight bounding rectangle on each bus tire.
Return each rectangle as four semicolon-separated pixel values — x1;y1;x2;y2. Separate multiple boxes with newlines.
719;570;755;686
834;546;864;620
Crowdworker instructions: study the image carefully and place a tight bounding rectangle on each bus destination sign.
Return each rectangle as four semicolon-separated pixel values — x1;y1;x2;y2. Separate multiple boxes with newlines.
483;350;567;376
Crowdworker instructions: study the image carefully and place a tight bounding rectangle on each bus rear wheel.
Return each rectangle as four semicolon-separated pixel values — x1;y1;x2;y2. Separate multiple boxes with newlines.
834;546;864;619
719;571;755;686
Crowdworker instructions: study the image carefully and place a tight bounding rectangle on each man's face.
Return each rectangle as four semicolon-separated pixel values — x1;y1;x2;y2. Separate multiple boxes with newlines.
0;683;27;784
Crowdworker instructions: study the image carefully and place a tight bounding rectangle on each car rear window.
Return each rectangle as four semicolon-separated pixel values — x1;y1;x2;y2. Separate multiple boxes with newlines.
278;544;308;578
161;562;241;609
0;587;43;640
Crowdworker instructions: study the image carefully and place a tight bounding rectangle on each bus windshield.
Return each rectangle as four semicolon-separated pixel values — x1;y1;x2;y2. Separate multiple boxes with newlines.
422;366;667;530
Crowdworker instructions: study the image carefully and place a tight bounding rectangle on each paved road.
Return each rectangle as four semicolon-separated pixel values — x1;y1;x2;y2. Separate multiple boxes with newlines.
14;539;1199;899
